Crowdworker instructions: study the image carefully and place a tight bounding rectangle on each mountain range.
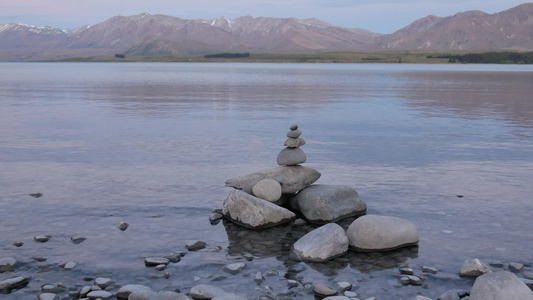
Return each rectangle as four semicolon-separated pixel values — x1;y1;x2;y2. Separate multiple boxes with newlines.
1;3;532;61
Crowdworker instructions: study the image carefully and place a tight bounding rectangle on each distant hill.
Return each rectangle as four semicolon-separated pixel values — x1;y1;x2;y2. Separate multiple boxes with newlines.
0;3;532;61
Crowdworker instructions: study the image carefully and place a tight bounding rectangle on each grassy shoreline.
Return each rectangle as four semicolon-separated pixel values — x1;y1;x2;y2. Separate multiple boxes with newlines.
55;50;533;64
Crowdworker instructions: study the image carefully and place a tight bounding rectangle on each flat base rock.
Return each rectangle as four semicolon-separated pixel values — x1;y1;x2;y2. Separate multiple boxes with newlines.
291;223;349;262
470;271;533;300
222;190;296;229
225;166;321;195
346;215;419;252
290;184;367;224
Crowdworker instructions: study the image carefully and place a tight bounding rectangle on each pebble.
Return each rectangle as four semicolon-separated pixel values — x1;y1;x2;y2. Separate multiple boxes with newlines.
144;257;170;267
116;284;154;299
314;282;337;297
336;281;352;291
186;240;207;251
154;264;166;271
86;290;114;299
407;275;423;286
459;258;491;277
344;291;358;297
254;271;264;283
34;235;51;242
64;261;76;270
41;284;65;293
118;221;129;231
421;266;438;274
438;289;460;300
80;286;92;297
190;284;228;299
13;241;23;247
412;296;432;300
290;124;298;130
0;257;17;272
223;262;246;275
400;267;414;275
70;236;86;244
0;276;31;292
490;261;504;268
287;279;299;287
94;277;114;289
38;293;58;300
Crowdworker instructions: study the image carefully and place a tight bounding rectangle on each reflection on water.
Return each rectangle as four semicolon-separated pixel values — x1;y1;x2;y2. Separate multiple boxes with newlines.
1;63;533;299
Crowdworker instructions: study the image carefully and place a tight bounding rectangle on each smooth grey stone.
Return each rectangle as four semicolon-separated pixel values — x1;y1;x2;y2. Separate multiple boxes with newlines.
254;271;264;283
277;147;306;166
470;271;533;300
116;284;154;299
490;261;505;268
421;266;438;274
222;190;296;229
323;297;350;300
0;257;17;272
80;286;92;297
212;293;246;300
252;179;282;202
38;293;59;300
292;223;349;262
87;290;114;299
314;282;337;297
190;284;228;299
222;262;246;275
286;129;302;138
41;284;65;293
225;165;321;194
34;235;51;242
344;291;358;297
0;276;30;291
290;184;367;224
399;276;411;285
290;124;298;130
347;215;419;251
129;289;157;300
155;264;166;271
287;279;299;287
284;137;306;148
459;259;492;277
412;296;432;300
186;241;207;251
407;275;423;286
94;277;114;289
437;290;460;300
509;262;524;272
400;267;414;275
145;257;170;266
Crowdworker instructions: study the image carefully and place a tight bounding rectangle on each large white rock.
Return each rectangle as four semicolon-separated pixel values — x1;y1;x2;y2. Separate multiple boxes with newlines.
292;223;349;262
222;190;296;229
225;166;321;194
346;215;419;251
470;271;533;300
290;185;367;224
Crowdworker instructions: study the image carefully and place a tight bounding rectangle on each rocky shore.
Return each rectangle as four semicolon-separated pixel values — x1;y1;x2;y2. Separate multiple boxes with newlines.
1;125;532;299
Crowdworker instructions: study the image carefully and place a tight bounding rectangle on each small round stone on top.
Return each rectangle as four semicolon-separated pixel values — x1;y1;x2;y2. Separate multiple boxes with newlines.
290;124;298;130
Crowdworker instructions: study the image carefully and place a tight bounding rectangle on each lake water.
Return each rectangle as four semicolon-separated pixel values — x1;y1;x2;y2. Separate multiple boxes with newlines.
1;62;533;299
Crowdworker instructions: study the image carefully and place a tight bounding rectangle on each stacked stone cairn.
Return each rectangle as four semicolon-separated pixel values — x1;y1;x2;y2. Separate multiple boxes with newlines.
222;125;420;263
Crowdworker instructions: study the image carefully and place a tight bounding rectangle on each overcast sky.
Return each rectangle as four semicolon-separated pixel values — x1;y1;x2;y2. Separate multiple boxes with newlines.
1;0;529;34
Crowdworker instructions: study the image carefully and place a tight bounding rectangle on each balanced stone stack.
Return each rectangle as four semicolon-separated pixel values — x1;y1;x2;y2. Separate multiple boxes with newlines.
221;124;420;263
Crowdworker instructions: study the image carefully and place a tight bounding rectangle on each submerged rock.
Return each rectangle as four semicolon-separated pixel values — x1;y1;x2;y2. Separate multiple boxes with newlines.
222;190;296;229
225;165;320;195
0;276;30;292
0;257;17;272
190;284;228;299
291;223;349;262
469;271;533;300
346;215;419;251
116;284;154;299
290;184;367;224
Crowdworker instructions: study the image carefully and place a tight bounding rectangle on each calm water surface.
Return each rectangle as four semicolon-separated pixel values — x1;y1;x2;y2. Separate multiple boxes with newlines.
1;62;532;299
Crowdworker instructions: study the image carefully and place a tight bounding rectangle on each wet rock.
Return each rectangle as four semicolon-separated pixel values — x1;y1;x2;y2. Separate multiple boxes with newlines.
223;262;246;275
209;213;223;224
128;288;157;299
212;293;246;300
38;293;59;300
41;284;65;293
490;261;504;268
412;296;432;300
145;257;170;267
346;215;419;251
155;264;166;271
225;165;321;195
323;296;350;300
314;283;337;297
94;277;114;289
29;192;43;198
470;271;533;300
222;190;296;229
459;259;492;277
190;284;228;299
287;280;298;287
70;236;86;244
291;223;349;262
400;267;414;275
252;179;282;202
509;262;524;272
277;147;307;166
118;221;129;231
336;281;352;291
344;291;358;297
80;286;92;297
186;241;207;251
399;276;411;285
407;275;423;286
0;257;17;272
87;290;114;299
117;284;154;299
0;276;30;292
63;261;76;270
421;266;438;274
437;290;460;300
290;185;367;224
254;271;264;283
12;242;23;247
34;235;51;242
